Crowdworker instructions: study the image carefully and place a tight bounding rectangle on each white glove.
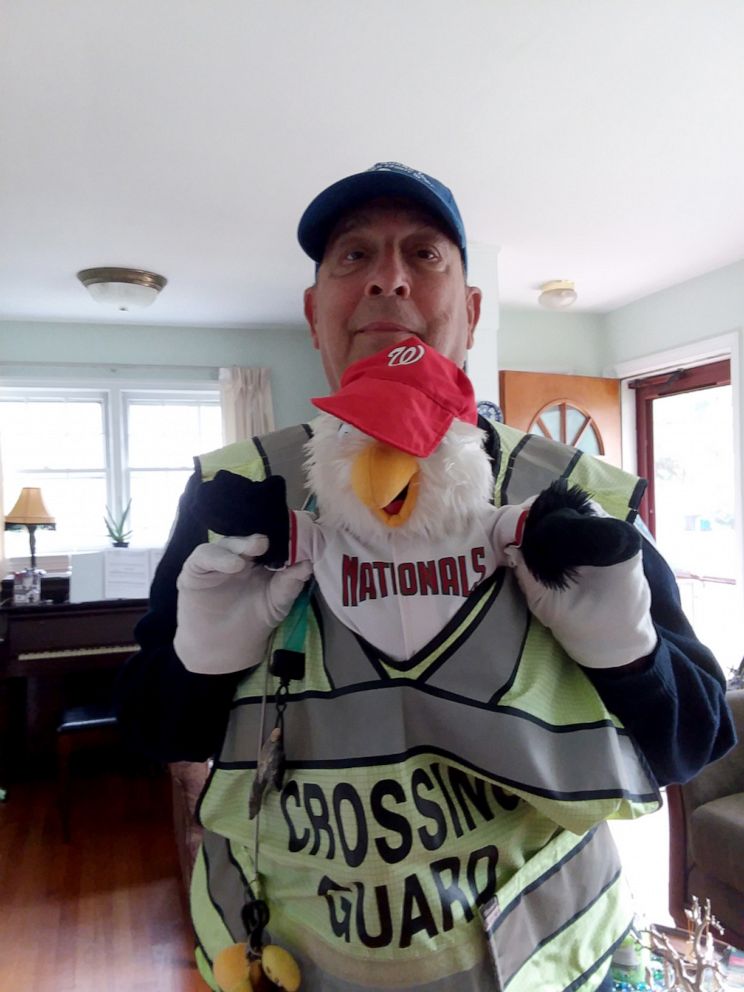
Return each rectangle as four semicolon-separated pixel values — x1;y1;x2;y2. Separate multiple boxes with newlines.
504;543;657;669
174;534;312;674
491;499;536;560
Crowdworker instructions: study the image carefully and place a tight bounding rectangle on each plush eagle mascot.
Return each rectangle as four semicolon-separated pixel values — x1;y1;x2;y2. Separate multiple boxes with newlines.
194;337;642;662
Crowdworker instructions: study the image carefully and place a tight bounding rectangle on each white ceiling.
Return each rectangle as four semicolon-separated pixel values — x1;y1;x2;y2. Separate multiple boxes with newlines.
2;0;744;327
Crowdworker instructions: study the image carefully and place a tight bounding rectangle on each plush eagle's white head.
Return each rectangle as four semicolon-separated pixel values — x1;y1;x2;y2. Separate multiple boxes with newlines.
305;413;493;544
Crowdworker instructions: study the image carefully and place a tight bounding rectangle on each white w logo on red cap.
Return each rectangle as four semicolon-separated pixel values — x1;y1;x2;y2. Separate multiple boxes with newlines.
387;343;425;367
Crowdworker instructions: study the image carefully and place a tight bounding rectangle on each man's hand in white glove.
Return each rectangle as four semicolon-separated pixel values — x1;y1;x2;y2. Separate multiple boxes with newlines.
502;482;657;669
174;534;312;675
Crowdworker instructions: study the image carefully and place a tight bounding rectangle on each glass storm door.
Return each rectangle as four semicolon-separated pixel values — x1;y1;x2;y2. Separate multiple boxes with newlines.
634;359;739;675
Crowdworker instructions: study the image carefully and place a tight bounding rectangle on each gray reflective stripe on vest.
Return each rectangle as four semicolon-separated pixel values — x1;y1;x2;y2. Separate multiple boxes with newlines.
255;936;499;991
220;685;656;802
219;577;657;805
200;828;253;944
314;592;388;689
317;569;529;703
254;424;312;509
425;571;528;702
481;822;622;992
498;434;579;506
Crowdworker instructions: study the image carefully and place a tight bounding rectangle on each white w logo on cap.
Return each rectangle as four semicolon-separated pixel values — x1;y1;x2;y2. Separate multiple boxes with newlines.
387;343;425;367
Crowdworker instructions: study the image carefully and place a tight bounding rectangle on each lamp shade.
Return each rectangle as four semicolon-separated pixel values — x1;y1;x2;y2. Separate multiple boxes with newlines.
5;487;56;527
77;267;167;311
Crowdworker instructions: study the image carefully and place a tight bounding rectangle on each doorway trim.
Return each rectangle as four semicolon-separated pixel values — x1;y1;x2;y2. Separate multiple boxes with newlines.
632;358;731;536
606;329;743;604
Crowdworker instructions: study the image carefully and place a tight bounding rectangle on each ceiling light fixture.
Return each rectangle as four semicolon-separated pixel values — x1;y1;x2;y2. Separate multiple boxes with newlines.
77;267;167;311
538;280;577;310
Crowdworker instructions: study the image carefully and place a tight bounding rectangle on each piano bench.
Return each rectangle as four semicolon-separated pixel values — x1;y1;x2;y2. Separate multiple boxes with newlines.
56;702;118;841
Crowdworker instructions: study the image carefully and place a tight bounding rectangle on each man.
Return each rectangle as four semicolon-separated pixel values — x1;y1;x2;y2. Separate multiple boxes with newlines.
117;163;734;992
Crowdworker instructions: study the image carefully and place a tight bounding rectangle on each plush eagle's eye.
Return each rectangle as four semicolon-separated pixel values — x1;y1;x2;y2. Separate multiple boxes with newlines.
337;422;354;438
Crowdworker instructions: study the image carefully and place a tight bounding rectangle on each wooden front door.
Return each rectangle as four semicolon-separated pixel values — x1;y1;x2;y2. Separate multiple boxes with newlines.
499;370;622;466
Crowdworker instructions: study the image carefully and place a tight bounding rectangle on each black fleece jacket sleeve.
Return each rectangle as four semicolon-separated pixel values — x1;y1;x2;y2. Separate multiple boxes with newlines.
115;471;244;762
586;537;736;786
116;467;736;778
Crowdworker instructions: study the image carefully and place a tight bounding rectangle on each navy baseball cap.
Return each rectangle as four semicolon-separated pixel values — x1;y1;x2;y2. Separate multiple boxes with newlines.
297;162;468;271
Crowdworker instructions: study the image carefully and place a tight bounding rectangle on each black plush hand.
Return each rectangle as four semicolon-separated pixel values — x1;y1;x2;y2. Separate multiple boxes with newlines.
520;480;641;590
191;470;290;568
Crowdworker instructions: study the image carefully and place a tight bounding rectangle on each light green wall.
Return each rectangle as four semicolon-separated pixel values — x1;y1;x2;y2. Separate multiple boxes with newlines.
5;257;744;419
0;307;635;428
500;261;744;382
502;260;744;375
0;320;327;428
604;260;744;365
497;308;607;376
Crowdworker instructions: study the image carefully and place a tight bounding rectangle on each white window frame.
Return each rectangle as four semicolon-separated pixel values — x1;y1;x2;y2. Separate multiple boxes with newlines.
1;374;220;569
118;385;223;520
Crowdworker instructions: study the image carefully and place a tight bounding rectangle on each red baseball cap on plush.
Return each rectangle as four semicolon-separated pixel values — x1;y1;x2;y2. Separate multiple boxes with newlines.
311;337;477;457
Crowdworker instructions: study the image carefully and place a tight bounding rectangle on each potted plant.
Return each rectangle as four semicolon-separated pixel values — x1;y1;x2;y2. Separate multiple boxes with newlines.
104;498;132;547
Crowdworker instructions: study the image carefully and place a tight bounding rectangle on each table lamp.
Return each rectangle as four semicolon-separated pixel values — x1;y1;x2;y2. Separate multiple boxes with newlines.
4;487;56;604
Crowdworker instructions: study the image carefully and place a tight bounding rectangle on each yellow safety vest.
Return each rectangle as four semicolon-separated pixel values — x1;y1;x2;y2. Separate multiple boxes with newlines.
191;419;659;992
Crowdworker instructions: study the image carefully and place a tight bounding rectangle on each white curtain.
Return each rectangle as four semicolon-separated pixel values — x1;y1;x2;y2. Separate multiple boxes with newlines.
218;367;275;444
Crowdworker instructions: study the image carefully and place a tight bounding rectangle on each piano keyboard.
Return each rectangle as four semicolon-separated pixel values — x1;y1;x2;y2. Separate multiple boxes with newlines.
18;644;137;661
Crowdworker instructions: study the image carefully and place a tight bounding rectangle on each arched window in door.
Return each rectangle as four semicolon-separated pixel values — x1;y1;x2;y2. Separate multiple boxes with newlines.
528;400;604;456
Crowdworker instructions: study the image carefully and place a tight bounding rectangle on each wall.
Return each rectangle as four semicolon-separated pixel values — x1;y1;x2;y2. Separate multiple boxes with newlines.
498;308;606;376
603;261;744;484
0;320;327;428
501;260;744;378
603;260;744;367
3;307;603;430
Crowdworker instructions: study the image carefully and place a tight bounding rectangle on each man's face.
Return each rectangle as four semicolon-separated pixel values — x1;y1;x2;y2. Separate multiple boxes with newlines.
303;201;482;391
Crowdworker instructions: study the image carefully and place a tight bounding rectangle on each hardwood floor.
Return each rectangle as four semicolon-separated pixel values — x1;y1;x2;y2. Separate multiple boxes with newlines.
0;763;209;991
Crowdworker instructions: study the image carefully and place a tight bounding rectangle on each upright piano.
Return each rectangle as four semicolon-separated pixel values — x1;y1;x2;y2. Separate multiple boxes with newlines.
0;598;149;772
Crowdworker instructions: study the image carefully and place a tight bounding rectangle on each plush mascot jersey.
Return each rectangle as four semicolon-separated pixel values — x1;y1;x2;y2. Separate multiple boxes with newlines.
290;503;507;660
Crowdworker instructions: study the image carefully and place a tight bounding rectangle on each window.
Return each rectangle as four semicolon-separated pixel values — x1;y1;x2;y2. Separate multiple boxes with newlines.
528;400;603;455
1;384;222;564
124;393;222;547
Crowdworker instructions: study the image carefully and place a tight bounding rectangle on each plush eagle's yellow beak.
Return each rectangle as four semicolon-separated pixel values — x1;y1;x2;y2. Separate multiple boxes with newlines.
350;442;420;528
